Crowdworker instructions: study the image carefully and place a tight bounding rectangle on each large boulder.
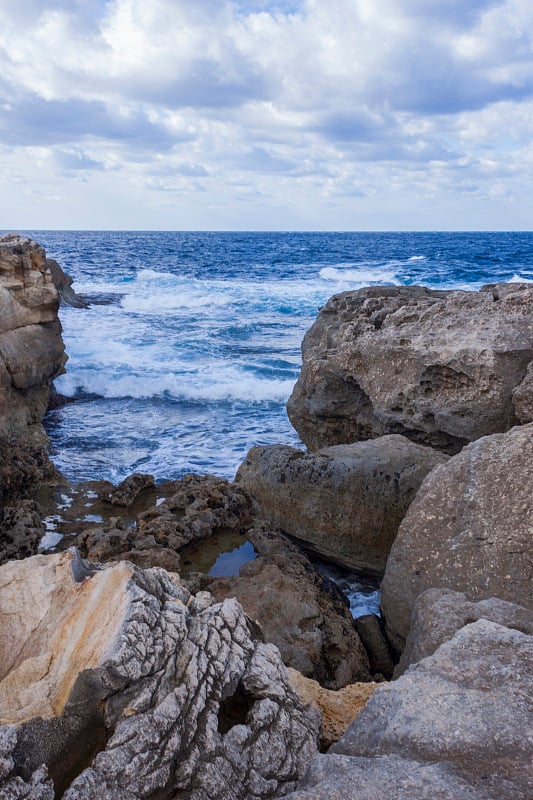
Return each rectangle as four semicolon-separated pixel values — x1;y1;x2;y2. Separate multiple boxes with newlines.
287;284;533;453
380;423;533;652
206;526;373;688
0;234;67;438
0;549;319;799
236;437;447;572
283;619;533;800
395;588;533;677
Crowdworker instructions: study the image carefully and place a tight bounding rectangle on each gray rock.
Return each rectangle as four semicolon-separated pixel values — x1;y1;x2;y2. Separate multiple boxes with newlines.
353;615;395;679
0;550;318;799
287;284;533;453
396;588;533;676
513;361;533;422
281;753;490;800
380;423;533;652
236;437;447;572
328;620;532;800
0;500;45;567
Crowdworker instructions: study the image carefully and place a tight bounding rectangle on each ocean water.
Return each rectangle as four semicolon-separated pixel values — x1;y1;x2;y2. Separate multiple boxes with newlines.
18;230;533;484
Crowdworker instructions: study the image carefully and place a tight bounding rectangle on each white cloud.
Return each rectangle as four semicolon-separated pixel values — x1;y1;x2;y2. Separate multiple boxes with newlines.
0;0;531;229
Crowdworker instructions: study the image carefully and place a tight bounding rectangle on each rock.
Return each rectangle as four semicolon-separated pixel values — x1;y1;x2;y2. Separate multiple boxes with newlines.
287;669;378;750
98;473;156;507
0;235;67;438
353;615;395;679
395;588;533;677
287;284;533;453
0;437;57;506
64;474;254;572
324;620;533;800
0;500;45;567
207;526;372;689
513;361;533;422
0;550;319;799
380;423;533;652
236;437;447;572
46;258;89;309
280;753;493;800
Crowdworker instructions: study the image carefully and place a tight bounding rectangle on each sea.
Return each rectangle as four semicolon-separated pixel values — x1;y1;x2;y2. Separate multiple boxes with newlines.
19;230;532;486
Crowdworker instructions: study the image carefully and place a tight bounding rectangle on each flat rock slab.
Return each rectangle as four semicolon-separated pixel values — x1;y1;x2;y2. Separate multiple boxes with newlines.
380;423;533;651
237;436;447;572
288;284;533;453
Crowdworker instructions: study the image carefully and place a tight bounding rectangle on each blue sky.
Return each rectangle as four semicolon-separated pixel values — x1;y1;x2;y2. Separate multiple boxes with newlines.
0;0;532;230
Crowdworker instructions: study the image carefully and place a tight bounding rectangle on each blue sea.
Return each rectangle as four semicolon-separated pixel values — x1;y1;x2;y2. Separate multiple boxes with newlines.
19;230;533;484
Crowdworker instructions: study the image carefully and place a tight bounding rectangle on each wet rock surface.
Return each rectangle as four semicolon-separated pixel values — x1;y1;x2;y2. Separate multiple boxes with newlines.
0;550;319;800
236;437;446;572
287;284;533;453
284;619;533;800
203;526;373;688
380;423;533;652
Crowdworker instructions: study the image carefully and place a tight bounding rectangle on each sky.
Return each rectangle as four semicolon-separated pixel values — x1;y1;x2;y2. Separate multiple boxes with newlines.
0;0;532;230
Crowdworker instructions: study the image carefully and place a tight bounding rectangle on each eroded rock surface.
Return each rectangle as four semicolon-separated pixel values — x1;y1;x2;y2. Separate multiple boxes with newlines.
380;423;533;652
287;284;533;453
287;669;378;750
236;437;446;572
0;235;67;438
284;619;533;800
396;588;533;676
0;550;319;800
205;526;372;688
62;474;254;573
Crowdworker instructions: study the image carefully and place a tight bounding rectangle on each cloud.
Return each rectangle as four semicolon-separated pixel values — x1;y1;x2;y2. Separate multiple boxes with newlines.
0;0;531;229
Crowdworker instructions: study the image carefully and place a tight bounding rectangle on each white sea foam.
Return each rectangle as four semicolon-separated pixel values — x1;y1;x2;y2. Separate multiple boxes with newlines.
56;368;295;404
408;255;426;261
319;266;401;285
509;273;533;283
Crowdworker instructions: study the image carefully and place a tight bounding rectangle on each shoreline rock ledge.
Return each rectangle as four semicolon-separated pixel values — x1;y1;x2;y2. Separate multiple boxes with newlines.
287;284;533;453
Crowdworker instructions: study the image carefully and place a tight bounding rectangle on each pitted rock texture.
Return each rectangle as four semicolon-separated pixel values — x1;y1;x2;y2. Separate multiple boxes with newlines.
0;500;45;567
63;474;254;573
98;472;156;507
380;423;533;652
0;235;67;438
284;620;533;799
395;588;533;677
205;526;372;689
0;550;318;800
236;437;446;572
287;284;533;453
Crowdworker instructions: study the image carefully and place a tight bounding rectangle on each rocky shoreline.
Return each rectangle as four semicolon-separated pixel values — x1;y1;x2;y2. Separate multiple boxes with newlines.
0;234;532;799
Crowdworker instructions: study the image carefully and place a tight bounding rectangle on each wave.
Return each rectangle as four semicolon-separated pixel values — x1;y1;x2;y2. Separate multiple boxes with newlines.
319;265;402;285
509;273;533;283
55;369;295;404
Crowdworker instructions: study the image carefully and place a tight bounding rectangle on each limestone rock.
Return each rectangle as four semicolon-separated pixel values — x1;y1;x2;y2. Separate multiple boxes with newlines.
236;437;447;572
287;669;378;750
0;235;67;438
281;753;488;800
0;500;45;567
283;619;533;799
287;284;533;453
380;423;533;652
513;361;533;422
207;526;372;688
0;550;319;799
64;474;254;572
353;615;395;679
0;437;56;506
98;472;156;507
395;588;533;676
327;620;533;800
46;258;89;309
